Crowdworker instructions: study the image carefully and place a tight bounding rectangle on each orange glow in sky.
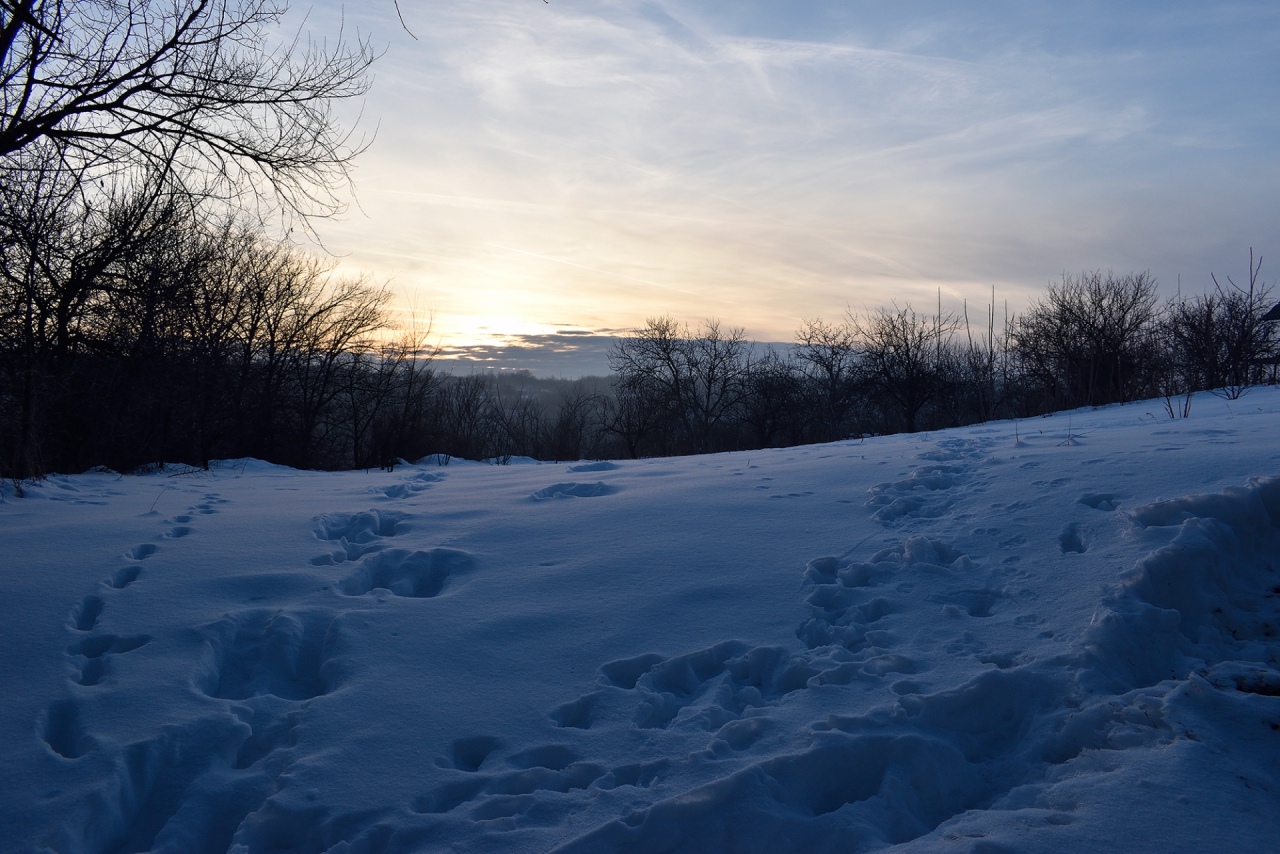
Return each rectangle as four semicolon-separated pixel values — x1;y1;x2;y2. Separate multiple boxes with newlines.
300;1;1280;361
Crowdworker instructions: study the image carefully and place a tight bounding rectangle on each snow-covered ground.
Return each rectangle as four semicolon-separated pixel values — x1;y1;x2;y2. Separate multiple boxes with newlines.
3;390;1279;854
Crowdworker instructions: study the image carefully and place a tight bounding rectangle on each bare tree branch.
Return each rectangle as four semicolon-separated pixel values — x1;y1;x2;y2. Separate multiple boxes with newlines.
0;1;376;227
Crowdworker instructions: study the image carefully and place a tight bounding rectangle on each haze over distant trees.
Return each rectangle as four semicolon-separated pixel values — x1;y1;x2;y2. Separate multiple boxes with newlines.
6;224;1275;476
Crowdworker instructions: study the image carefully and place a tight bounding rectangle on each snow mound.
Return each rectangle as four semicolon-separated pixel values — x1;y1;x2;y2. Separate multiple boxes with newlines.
209;458;296;472
567;461;620;473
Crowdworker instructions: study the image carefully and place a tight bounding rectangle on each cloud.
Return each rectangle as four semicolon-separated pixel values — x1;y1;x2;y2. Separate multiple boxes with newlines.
433;333;621;378
302;0;1280;360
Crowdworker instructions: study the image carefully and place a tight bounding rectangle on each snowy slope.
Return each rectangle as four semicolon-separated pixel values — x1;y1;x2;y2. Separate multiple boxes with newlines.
2;390;1279;854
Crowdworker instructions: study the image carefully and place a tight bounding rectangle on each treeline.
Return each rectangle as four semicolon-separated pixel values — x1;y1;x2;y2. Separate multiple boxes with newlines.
0;175;615;476
0;182;421;476
599;265;1278;458
2;191;1277;477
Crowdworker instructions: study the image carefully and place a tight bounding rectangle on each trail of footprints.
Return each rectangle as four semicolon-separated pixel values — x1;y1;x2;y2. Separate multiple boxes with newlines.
862;435;998;523
42;470;489;851
45;494;230;760
369;468;443;499
414;439;991;828
418;435;1134;837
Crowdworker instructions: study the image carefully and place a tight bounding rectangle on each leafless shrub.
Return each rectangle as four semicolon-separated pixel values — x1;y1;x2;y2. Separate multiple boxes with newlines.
1011;271;1162;410
851;303;958;433
1164;250;1276;399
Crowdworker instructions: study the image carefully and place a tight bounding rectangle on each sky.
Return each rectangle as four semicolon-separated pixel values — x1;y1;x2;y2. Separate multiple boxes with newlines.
297;1;1280;375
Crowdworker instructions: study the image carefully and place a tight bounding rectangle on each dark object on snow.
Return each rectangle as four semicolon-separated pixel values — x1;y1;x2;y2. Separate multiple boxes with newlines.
1256;303;1280;383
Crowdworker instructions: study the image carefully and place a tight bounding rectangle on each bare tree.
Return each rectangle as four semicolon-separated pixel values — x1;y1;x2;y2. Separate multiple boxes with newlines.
853;303;957;433
1163;251;1276;400
683;319;749;450
609;317;749;454
545;387;607;462
794;317;860;441
1011;271;1161;410
604;371;665;459
1207;250;1276;397
741;346;801;447
0;2;380;478
435;374;492;462
0;1;375;223
956;294;1009;423
282;274;389;468
0;163;201;476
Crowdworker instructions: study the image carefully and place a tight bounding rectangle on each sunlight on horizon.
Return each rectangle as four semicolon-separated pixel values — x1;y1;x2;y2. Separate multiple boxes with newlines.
300;0;1280;368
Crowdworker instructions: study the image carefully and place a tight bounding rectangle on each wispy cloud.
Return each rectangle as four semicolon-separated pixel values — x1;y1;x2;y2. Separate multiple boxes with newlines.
484;243;696;295
302;0;1280;363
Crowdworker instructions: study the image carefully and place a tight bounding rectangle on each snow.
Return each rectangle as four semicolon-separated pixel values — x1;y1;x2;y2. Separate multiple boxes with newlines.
2;390;1279;853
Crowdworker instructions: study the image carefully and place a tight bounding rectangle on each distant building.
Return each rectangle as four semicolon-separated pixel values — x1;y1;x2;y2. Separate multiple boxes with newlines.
1260;302;1280;382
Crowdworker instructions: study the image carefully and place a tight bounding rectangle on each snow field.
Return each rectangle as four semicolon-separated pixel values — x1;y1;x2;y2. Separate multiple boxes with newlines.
2;390;1279;853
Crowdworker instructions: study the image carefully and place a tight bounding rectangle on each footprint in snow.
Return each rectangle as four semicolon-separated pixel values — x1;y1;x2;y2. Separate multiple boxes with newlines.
1058;522;1088;554
39;699;91;759
195;609;332;701
66;634;150;686
864;463;969;523
799;536;1013;686
549;642;820;735
189;493;228;515
539;481;1280;853
531;482;616;500
373;470;444;499
415;741;665;823
77;607;348;841
338;548;475;599
110;565;141;589
930;587;1007;618
70;596;104;632
444;735;499;772
1078;493;1120;511
920;435;1000;462
310;508;408;564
